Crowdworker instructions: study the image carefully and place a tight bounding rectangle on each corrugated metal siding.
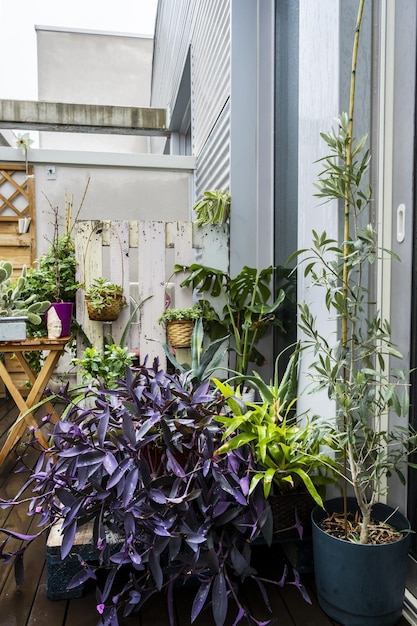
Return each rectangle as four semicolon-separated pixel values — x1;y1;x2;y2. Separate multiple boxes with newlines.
152;0;230;160
195;100;230;198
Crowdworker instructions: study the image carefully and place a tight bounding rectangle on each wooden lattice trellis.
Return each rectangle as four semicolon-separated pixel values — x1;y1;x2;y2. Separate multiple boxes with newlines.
0;163;36;272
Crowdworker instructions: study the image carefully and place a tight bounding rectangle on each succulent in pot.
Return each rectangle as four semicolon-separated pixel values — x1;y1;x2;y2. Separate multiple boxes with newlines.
0;261;50;324
0;358;310;625
85;277;126;321
158;303;203;348
0;261;50;340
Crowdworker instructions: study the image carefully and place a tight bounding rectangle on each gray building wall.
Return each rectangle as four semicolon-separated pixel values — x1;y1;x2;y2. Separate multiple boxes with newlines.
36;26;153;153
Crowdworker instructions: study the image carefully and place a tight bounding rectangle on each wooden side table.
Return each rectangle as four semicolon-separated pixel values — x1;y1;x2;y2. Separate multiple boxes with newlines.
0;336;70;467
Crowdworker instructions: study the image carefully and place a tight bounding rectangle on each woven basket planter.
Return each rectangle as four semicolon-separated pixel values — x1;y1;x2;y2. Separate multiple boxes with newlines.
86;294;123;322
167;320;195;348
269;490;316;540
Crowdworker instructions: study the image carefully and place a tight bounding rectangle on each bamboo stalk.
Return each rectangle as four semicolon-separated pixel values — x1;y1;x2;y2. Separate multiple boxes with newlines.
342;0;366;537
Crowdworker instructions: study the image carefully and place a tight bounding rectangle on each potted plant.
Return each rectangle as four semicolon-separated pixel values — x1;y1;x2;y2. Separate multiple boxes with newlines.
21;185;87;338
0;261;50;340
193;189;231;227
177;264;288;380
291;2;416;623
84;277;126;321
160;317;229;386
213;348;337;540
0;359;309;625
158;303;203;348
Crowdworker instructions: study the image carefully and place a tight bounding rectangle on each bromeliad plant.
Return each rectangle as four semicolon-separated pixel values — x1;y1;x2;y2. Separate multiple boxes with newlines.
0;358;308;626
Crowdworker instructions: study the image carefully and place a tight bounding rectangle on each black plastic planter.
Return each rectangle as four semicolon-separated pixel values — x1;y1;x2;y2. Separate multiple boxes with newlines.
312;497;410;626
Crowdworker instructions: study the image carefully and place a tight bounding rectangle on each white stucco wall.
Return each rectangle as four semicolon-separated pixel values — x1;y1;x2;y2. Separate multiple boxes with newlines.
0;147;195;257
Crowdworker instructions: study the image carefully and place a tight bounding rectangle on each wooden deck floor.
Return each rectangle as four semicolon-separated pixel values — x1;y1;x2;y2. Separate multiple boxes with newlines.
0;398;411;626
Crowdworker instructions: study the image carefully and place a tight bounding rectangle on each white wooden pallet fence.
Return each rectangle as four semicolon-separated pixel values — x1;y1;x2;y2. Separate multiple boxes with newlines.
75;220;228;365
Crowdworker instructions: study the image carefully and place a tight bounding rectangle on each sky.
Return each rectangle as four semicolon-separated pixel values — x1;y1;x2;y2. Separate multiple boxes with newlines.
0;0;158;100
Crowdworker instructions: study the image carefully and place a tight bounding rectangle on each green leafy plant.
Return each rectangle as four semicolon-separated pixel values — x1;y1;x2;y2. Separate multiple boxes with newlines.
158;303;202;324
193;189;230;227
0;261;50;324
0;361;308;626
22;184;88;307
72;343;135;387
22;234;81;306
213;349;337;505
289;15;417;541
178;264;286;377
84;277;125;313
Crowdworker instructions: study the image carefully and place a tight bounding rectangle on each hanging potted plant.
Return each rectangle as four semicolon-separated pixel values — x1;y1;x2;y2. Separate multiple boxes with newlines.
158;303;202;348
84;277;126;321
290;2;417;624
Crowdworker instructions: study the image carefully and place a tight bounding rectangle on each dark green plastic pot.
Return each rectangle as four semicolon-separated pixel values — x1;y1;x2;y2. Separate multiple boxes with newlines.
312;497;410;626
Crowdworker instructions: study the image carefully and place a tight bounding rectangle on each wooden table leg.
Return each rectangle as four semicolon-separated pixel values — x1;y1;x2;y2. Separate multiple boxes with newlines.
0;349;63;466
14;352;61;423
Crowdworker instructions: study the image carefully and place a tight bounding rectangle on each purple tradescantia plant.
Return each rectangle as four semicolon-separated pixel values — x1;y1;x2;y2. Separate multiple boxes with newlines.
0;357;308;625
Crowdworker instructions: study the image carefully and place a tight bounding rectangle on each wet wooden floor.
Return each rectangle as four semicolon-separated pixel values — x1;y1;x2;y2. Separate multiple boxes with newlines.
0;398;410;626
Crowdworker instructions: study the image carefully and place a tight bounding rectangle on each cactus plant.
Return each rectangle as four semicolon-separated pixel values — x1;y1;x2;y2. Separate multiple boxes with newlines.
0;261;50;325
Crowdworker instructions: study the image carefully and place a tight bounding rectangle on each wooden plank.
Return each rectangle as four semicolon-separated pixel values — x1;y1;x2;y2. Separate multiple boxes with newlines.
138;221;167;364
168;221;194;310
105;220;131;346
75;221;104;354
28;565;68;626
0;232;32;246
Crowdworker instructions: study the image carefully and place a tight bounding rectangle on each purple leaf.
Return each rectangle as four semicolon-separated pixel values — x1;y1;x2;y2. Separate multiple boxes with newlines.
149;489;167;504
232;607;245;626
167;581;175;626
122;414;136;446
149;549;163;590
102;452;118;476
191;580;212;622
97;406;110;446
101;568;118;602
288;569;312;604
0;529;40;541
212;572;227;626
61;520;77;560
106;458;133;489
122;468;139;506
166;450;186;477
67;566;96;589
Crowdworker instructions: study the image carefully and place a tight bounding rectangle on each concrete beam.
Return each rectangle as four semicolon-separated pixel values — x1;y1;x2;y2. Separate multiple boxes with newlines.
0;99;169;136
